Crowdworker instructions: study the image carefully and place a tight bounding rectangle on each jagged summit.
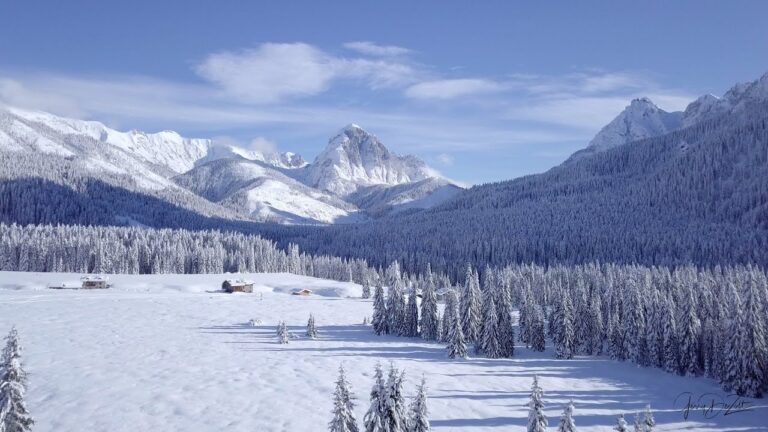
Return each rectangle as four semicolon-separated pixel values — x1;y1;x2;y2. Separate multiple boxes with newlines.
586;97;682;152
306;124;440;196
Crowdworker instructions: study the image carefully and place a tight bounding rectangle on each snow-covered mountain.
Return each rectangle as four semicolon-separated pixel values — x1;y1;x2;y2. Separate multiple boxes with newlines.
305;124;439;196
0;106;458;225
174;158;362;224
571;71;768;161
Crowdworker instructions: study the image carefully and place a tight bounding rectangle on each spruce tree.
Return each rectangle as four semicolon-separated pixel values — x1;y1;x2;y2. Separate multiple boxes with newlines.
633;412;642;432
495;273;516;357
447;292;467;359
678;288;702;376
363;363;386;432
556;400;577;432
386;262;406;336
403;290;420;338
277;321;289;344
527;375;547;432
409;376;430;432
662;297;679;374
460;265;482;344
372;283;389;336
555;291;575;359
419;269;439;342
614;414;629;432
362;277;372;299
0;328;34;432
529;304;546;352
382;364;408;432
307;314;319;339
329;365;359;432
642;405;655;432
480;289;502;358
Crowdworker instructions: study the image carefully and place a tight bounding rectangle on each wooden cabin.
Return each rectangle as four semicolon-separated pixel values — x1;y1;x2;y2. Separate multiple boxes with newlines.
222;279;254;293
80;276;109;289
291;289;313;296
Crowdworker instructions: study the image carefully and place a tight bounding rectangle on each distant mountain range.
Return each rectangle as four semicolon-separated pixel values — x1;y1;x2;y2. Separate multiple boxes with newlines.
2;70;767;273
0;109;461;224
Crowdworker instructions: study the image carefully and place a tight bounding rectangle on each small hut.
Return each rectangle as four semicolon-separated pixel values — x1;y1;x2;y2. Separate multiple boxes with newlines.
291;289;313;296
81;276;109;289
222;279;254;293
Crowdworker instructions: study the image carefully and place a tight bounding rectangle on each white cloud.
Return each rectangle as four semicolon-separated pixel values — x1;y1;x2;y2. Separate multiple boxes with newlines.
195;42;419;104
405;79;504;100
343;41;411;57
437;153;454;166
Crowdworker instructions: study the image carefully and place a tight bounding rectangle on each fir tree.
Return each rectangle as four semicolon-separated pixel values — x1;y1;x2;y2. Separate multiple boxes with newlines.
363;363;386;432
633;413;642;432
386;262;406;336
307;314;319;339
529;304;546;352
555;291;575;359
480;289;502;358
556;400;577;432
447;292;467;359
0;328;34;432
662;297;679;374
495;273;516;357
678;288;702;376
329;364;359;432
277;320;289;344
419;269;439;342
372;283;389;336
527;375;547;432
614;414;629;432
382;364;408;432
642;405;655;432
362;277;372;299
460;265;482;344
409;376;430;432
403;290;420;338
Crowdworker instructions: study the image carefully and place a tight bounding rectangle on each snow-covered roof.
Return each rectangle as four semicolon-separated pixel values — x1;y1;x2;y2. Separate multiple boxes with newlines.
224;279;253;285
81;275;108;282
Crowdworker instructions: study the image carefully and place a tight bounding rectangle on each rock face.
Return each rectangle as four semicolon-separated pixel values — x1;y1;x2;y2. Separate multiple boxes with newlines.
587;98;683;152
305;124;438;196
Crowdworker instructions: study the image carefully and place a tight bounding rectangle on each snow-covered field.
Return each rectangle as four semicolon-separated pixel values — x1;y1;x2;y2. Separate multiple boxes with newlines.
0;272;765;431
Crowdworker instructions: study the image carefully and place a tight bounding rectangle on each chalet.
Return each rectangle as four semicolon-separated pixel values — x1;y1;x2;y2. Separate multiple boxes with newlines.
291;289;313;296
80;276;109;289
222;279;254;293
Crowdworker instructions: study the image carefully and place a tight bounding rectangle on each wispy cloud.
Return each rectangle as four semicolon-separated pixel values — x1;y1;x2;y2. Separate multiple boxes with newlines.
405;78;505;100
195;42;419;104
436;153;455;166
343;41;411;57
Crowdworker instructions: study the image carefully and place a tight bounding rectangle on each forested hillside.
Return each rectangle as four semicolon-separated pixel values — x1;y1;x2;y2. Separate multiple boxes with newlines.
263;103;768;278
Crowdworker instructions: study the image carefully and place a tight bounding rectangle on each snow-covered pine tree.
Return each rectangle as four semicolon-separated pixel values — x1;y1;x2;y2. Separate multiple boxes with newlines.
614;414;629;432
633;412;642;432
723;281;767;397
307;314;319;339
555;290;575;359
527;375;547;432
586;286;604;356
362;277;372;299
329;364;359;432
447;292;467;359
363;363;386;432
277;321;289;344
661;295;679;374
529;304;546;352
556;400;577;432
495;271;515;357
372;282;389;336
623;279;648;367
382;364;408;432
460;265;482;345
0;327;34;432
419;268;439;342
386;262;406;337
480;287;502;358
678;287;702;376
642;405;655;432
403;289;419;338
440;290;456;343
409;376;430;432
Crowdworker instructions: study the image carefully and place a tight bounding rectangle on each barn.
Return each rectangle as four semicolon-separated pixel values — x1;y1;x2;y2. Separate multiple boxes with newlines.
222;279;254;293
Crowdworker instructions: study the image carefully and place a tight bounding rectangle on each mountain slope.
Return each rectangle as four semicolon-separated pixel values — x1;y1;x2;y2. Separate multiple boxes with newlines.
174;158;362;224
261;72;768;277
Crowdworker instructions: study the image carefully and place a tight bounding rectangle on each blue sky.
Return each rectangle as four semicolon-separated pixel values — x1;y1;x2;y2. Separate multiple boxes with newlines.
1;1;767;184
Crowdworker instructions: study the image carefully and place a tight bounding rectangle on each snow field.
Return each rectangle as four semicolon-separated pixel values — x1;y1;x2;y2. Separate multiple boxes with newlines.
0;272;765;431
